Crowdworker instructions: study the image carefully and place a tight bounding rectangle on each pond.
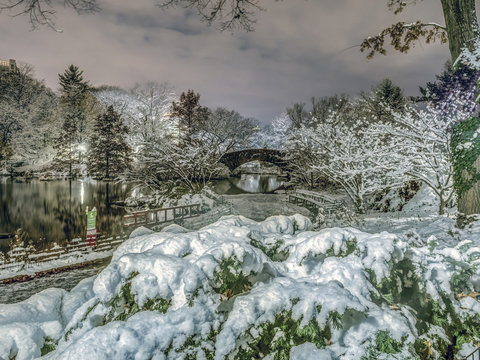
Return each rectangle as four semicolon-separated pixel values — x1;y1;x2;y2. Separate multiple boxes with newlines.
0;175;285;253
0;180;129;253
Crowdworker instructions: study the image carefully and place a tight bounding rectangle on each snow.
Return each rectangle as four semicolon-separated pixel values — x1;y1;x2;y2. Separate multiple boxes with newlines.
402;184;444;216
1;213;480;359
0;249;115;281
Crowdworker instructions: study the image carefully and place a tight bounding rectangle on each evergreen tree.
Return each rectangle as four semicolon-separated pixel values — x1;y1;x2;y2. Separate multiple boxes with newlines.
54;65;90;178
58;65;90;143
87;106;131;180
374;78;406;113
53;114;78;179
170;90;210;142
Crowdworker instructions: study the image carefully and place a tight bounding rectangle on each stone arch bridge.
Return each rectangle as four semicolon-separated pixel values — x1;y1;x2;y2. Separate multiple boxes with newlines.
219;149;289;172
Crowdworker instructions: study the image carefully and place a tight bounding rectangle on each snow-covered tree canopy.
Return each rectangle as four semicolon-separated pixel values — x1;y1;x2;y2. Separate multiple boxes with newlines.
199;107;259;153
0;64;58;166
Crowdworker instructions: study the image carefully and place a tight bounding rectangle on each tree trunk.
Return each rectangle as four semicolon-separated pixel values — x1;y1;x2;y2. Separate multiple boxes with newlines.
439;195;446;215
458;156;480;215
441;0;479;61
441;0;480;216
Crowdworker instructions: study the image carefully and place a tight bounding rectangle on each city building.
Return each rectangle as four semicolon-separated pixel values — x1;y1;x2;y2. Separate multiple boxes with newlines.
0;59;18;74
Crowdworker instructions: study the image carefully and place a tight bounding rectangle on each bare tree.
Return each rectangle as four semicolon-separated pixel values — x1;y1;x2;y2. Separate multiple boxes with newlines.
200;107;259;153
159;0;265;31
0;0;99;30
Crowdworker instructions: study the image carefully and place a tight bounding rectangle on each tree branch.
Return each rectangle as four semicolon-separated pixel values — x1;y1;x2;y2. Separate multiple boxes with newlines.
0;0;99;31
361;21;447;59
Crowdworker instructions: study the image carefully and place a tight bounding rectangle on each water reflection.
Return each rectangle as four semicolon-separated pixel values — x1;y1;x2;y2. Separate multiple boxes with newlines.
0;175;284;253
0;179;129;253
216;175;284;194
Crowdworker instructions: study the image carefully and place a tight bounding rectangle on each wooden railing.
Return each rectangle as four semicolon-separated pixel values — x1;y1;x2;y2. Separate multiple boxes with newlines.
288;190;343;215
463;347;480;360
1;203;203;274
123;204;201;227
0;234;126;272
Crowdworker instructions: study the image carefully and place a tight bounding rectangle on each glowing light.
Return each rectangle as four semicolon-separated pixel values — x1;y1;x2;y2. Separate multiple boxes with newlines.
80;181;84;204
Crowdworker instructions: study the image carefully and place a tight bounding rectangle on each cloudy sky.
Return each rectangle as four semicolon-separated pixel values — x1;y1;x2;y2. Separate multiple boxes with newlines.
0;0;457;124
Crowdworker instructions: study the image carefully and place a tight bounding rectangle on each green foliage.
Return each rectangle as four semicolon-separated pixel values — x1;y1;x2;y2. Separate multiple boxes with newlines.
451;117;480;198
87;105;132;180
234;309;333;359
369;258;420;306
374;330;403;354
104;271;171;323
40;337;56;356
54;64;92;177
82;301;99;321
414;297;480;355
327;311;343;330
169;329;217;360
450;266;476;294
213;257;253;296
249;238;289;262
170;89;210;142
325;239;358;257
455;314;480;352
374;78;407;113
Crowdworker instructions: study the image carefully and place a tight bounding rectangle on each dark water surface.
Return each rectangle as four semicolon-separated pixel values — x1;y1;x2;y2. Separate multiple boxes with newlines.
0;176;285;303
0;179;129;253
0;175;284;253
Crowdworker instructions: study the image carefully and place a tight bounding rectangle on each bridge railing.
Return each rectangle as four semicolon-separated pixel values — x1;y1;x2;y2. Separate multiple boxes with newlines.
288;190;343;215
123;204;201;227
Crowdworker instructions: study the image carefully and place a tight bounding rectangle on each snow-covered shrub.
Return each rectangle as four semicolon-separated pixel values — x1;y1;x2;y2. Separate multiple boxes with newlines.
312;205;363;230
370;180;421;212
2;215;480;359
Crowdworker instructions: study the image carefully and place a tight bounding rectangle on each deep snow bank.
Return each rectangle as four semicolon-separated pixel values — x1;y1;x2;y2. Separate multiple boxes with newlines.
1;214;480;359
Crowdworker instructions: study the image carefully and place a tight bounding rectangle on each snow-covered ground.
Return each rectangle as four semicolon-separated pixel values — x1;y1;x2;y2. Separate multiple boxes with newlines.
1;211;479;359
0;258;110;304
0;249;115;282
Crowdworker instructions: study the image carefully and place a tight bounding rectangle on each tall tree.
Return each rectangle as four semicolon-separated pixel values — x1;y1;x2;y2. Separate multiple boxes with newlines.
286;103;309;129
58;64;90;143
374;78;406;112
54;65;90;178
87;106;132;180
360;0;480;217
200;107;259;153
170;90;210;143
0;64;57;170
130;82;176;144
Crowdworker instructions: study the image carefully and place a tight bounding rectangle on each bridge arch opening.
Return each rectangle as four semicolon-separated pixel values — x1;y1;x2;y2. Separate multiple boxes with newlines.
232;160;283;176
219;149;289;173
229;173;285;193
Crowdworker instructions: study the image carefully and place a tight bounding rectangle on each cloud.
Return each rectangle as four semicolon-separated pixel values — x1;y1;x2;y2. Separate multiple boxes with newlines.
0;0;452;124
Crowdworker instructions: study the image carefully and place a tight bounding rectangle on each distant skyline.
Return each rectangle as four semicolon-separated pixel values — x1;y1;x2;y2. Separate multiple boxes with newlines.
0;0;457;124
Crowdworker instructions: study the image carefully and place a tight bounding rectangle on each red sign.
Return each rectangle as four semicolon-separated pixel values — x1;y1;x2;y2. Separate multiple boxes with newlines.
86;228;97;247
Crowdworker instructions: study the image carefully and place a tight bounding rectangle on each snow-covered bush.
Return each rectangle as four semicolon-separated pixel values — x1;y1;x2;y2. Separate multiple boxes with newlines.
312;205;363;230
1;215;480;359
